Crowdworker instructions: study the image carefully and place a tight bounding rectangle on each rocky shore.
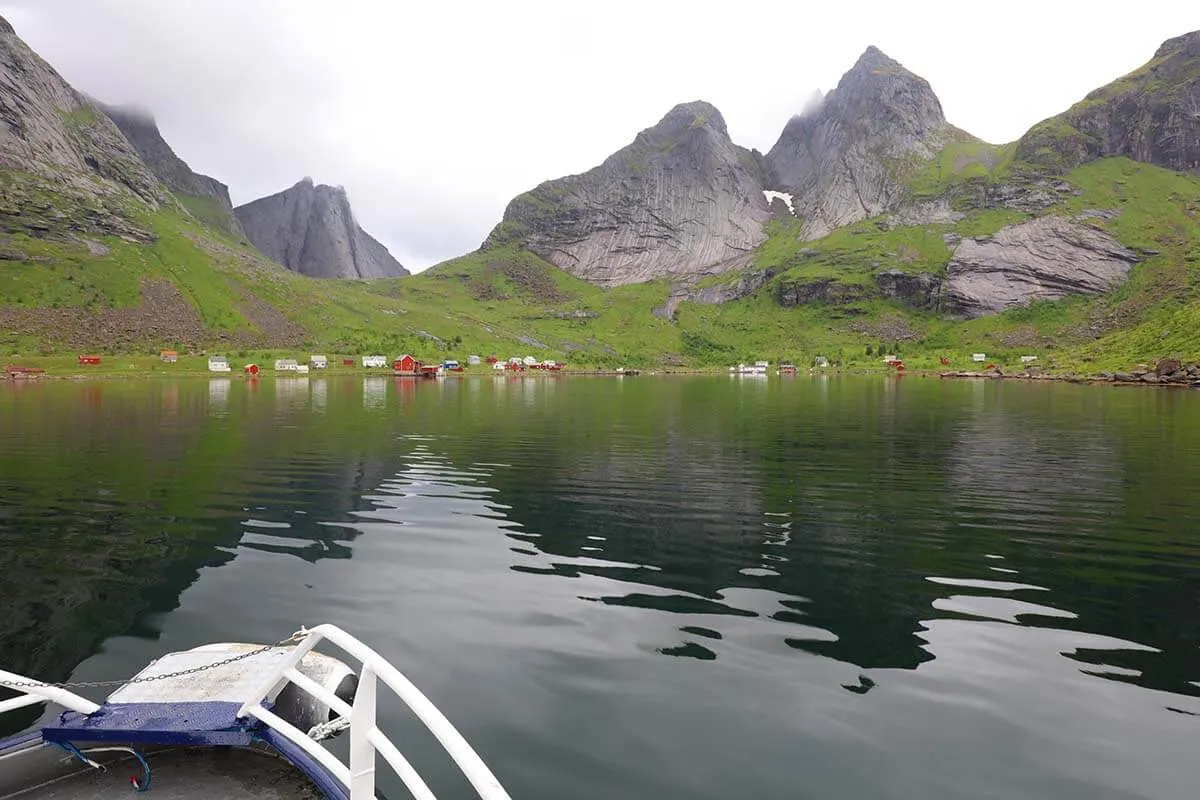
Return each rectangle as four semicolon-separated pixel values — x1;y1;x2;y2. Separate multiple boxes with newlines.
940;358;1200;387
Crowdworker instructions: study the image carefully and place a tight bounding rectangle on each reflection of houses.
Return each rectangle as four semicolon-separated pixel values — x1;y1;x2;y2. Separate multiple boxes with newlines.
208;378;231;410
311;378;327;414
362;376;387;409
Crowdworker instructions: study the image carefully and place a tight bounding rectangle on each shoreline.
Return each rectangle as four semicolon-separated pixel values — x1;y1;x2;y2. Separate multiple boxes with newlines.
6;364;1199;388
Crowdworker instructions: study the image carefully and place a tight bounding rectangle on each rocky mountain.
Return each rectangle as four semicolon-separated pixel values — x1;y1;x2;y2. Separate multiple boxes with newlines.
0;15;168;241
1016;31;1200;174
764;46;955;240
234;178;408;279
97;102;244;237
484;101;771;286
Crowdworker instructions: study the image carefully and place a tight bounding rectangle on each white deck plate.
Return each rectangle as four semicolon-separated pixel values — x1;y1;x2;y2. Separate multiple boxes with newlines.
107;644;292;705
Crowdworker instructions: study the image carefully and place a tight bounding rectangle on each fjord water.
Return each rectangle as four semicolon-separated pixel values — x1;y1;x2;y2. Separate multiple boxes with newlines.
1;375;1198;799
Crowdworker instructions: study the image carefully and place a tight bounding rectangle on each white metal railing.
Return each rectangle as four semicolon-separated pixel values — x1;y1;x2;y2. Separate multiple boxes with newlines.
0;670;100;719
237;624;512;800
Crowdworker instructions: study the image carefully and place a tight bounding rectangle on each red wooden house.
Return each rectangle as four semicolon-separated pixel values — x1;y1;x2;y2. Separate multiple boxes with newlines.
393;354;420;376
78;355;101;365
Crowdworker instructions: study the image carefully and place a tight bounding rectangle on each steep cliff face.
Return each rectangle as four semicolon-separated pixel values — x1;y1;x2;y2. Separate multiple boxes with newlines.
234;178;408;279
0;15;167;240
946;217;1137;315
98;103;244;236
764;46;954;240
484;101;771;286
1016;31;1200;174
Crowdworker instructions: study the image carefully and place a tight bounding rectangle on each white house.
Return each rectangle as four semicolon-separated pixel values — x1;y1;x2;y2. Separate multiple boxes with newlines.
467;355;481;366
492;361;507;370
523;356;537;366
310;355;328;369
207;356;230;373
1020;355;1038;363
275;359;299;371
362;355;387;368
972;353;987;363
815;356;829;368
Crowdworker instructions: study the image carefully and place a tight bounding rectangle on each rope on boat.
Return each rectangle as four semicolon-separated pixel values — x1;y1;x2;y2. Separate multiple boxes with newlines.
307;714;351;741
55;743;152;793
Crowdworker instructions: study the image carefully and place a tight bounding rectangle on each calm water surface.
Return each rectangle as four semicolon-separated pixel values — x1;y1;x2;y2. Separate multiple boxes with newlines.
1;375;1198;799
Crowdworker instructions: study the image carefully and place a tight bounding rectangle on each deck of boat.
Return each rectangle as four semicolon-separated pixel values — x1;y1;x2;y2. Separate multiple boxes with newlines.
0;743;319;799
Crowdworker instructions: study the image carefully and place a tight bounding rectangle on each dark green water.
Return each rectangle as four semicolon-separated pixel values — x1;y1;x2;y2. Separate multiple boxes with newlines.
1;375;1198;799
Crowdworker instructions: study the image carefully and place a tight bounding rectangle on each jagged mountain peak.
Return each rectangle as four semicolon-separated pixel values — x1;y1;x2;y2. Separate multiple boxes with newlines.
850;45;900;71
831;47;945;122
764;46;952;240
483;100;769;286
234;179;408;279
652;100;729;137
0;15;13;35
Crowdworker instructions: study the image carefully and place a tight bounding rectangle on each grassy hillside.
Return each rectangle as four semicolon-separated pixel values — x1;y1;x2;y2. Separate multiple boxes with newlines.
2;150;1199;375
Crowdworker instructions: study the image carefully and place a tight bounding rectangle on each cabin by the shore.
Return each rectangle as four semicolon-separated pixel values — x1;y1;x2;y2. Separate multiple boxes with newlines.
311;355;328;369
78;355;100;366
362;355;387;368
393;354;420;375
159;350;178;363
208;356;230;373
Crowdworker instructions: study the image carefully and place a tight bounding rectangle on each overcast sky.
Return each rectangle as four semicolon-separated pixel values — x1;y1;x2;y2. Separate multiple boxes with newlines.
0;1;1193;270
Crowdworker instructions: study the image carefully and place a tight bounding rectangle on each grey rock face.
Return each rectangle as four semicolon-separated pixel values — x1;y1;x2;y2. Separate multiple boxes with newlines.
485;101;770;286
775;277;870;307
235;178;408;279
765;46;953;240
98;103;244;236
947;217;1137;315
0;16;166;206
873;269;944;310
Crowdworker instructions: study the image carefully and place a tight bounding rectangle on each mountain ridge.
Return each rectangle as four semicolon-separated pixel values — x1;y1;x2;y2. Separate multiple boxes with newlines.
96;102;245;238
234;178;408;279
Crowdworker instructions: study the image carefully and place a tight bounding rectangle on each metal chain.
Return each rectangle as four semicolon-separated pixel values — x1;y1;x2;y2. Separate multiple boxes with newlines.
1;633;306;691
